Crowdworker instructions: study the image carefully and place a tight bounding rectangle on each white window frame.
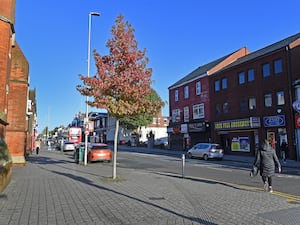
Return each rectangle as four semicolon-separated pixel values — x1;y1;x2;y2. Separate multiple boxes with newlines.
277;91;285;105
175;90;178;102
172;109;180;121
183;106;189;122
196;81;201;95
193;104;204;119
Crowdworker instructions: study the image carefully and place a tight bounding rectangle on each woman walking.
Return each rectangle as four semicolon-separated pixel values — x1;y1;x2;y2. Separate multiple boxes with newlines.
253;139;281;193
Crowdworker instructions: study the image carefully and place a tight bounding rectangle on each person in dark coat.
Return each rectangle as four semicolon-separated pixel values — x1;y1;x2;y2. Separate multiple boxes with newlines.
280;139;288;162
253;140;281;193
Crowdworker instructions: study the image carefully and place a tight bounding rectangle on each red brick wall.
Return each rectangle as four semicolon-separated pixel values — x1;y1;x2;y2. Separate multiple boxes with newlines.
0;21;11;118
6;43;29;164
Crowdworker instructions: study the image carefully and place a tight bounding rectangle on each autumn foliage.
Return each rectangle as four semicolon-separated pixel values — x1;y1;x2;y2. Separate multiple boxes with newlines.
77;14;164;118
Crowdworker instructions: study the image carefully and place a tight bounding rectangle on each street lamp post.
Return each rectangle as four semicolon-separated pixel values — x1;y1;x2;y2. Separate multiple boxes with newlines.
84;11;100;166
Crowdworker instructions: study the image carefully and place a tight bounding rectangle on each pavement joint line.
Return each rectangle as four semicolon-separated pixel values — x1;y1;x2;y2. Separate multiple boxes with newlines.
154;171;300;201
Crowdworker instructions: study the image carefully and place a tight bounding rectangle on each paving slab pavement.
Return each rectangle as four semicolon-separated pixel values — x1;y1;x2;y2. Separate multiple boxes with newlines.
0;147;300;225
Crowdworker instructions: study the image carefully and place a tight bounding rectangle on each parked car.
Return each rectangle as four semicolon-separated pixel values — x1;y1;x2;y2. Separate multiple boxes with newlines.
186;143;224;160
63;141;75;152
154;137;168;149
88;143;112;163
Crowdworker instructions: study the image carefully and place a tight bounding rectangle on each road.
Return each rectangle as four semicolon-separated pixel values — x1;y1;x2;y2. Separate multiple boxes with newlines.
112;149;300;197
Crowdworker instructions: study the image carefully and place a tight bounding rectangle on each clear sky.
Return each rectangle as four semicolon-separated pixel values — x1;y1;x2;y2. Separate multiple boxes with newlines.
15;0;300;132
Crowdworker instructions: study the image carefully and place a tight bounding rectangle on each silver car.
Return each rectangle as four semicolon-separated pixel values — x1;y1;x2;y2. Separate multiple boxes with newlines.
63;141;75;152
186;143;224;160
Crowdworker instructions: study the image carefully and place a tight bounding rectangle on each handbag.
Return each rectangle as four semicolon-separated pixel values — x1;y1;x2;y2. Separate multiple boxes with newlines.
250;165;259;177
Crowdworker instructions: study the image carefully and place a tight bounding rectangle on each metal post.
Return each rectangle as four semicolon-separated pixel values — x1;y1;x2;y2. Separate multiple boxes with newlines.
84;12;100;166
182;153;185;178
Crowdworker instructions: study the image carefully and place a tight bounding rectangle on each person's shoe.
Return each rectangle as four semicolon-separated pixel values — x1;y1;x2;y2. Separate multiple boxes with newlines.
269;186;273;193
264;182;268;192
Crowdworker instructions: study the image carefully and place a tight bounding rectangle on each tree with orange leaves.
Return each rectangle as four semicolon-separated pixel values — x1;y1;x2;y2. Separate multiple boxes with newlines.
77;14;164;179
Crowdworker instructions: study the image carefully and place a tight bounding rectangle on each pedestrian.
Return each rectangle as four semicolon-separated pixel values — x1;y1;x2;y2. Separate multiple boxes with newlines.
280;139;288;163
35;139;41;155
253;139;281;193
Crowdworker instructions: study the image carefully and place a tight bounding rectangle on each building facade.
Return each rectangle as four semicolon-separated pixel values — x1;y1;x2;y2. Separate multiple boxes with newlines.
168;32;300;160
168;48;249;150
210;33;300;160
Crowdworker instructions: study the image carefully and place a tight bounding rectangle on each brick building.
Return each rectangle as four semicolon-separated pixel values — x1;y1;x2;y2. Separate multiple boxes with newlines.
168;48;249;150
210;32;300;160
0;0;36;166
168;32;300;160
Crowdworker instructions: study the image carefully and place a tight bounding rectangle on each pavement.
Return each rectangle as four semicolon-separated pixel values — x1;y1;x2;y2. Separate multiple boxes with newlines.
0;145;300;225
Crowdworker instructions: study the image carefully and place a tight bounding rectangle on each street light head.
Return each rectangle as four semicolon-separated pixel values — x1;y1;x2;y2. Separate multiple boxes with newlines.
90;12;100;16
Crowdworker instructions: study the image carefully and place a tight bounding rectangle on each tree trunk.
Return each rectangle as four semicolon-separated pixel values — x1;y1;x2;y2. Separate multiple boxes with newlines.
112;119;119;179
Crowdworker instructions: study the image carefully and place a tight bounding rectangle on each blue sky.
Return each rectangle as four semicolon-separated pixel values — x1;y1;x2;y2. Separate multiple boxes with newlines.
15;0;300;132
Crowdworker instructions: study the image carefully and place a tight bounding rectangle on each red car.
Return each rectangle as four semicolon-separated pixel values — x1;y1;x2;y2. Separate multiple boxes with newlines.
87;143;112;163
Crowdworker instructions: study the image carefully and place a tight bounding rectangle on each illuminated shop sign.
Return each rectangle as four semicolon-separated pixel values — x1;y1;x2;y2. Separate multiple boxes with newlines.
214;117;261;130
263;115;285;127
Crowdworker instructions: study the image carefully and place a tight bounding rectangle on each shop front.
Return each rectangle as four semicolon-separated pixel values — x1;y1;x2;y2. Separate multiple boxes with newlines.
214;117;261;156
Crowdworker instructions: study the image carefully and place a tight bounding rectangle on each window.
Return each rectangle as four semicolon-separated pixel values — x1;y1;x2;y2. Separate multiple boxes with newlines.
215;80;220;92
175;90;178;101
247;68;254;82
196;81;201;95
183;106;189;122
264;93;272;107
172;109;180;121
222;78;227;89
274;59;283;74
184;86;189;99
216;104;222;115
193;104;204;119
238;72;245;84
277;91;285;105
249;97;256;110
223;102;229;113
240;97;247;112
262;63;270;77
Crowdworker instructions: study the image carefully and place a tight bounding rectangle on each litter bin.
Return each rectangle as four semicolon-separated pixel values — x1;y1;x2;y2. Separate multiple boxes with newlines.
78;146;85;163
74;147;79;163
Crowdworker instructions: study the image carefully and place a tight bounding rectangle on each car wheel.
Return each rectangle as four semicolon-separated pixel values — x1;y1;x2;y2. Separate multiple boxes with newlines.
187;152;193;159
203;154;208;160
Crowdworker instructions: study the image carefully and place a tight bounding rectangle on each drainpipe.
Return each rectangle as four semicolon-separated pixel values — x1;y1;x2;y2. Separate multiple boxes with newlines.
286;45;299;161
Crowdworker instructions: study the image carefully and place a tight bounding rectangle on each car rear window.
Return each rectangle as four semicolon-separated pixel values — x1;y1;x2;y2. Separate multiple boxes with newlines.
91;145;109;150
211;144;222;149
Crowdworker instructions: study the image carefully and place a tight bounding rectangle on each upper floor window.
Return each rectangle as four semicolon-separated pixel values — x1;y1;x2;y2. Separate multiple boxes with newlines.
184;86;189;99
223;102;229;113
264;93;272;107
240;97;247;112
274;59;283;74
172;109;180;122
222;78;227;89
277;91;285;105
215;80;220;92
183;106;189;122
175;90;178;102
249;97;256;110
193;104;204;119
216;104;222;115
196;81;201;95
238;72;245;84
247;68;255;82
262;63;270;77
